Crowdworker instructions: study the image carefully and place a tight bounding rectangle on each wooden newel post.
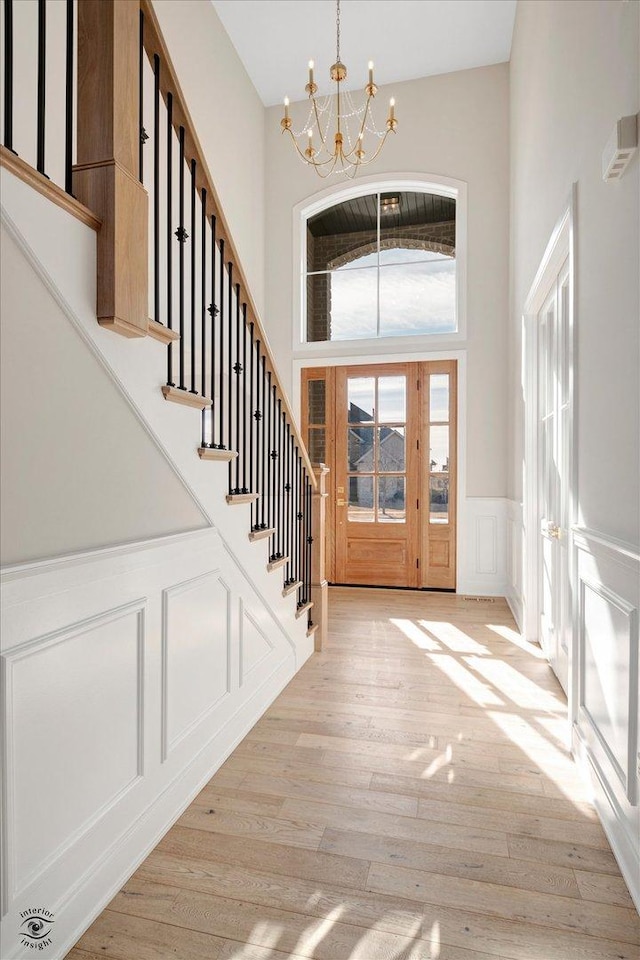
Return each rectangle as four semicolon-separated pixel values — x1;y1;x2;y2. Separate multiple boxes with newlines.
311;463;329;652
73;0;149;337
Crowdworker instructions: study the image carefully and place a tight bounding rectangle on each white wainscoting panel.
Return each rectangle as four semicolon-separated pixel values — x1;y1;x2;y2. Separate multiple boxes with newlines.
506;500;524;631
457;498;508;597
162;571;231;761
0;528;313;960
572;526;640;912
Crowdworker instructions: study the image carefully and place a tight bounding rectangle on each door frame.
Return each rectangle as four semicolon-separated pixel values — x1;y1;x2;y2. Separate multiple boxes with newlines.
294;348;467;591
523;185;577;731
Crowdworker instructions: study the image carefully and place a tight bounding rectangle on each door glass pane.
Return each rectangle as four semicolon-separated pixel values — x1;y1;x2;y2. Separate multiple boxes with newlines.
430;374;449;422
378;426;405;471
307;380;326;425
348;476;374;522
378;476;406;522
348;378;375;422
429;425;449;472
308;428;325;463
429;476;449;523
349;427;374;472
378;376;406;422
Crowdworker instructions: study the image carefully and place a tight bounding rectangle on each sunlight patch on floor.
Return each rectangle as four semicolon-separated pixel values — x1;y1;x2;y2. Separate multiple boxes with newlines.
419;620;491;655
487;622;547;658
389;618;442;651
425;651;504;707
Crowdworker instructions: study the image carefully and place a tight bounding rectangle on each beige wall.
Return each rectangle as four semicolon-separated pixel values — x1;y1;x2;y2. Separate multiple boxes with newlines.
509;0;639;544
0;227;209;565
264;64;510;499
151;0;266;316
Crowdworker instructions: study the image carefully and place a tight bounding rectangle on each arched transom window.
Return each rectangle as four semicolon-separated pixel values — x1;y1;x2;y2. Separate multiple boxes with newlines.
305;191;457;343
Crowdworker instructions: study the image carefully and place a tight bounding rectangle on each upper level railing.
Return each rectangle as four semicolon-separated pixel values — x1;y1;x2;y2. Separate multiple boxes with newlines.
1;0;324;641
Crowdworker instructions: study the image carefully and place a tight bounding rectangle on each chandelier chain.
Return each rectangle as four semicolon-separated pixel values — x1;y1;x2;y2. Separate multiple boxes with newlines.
336;0;341;63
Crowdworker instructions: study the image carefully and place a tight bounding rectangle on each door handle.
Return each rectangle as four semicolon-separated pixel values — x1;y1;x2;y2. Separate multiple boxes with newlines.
548;523;561;539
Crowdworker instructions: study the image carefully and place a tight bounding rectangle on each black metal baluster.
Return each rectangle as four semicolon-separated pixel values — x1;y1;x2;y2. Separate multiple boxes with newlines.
64;0;74;193
200;188;207;447
176;126;187;390
249;323;255;524
138;10;144;183
153;55;160;325
189;158;197;394
267;371;274;544
166;93;174;386
227;264;234;485
296;454;302;605
275;397;284;557
218;239;225;448
36;0;46;175
234;286;241;492
208;214;218;448
307;475;313;626
261;356;268;528
284;422;291;584
3;0;13;152
242;306;248;493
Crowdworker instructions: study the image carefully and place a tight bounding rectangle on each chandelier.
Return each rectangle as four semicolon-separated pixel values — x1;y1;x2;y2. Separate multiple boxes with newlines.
280;0;397;179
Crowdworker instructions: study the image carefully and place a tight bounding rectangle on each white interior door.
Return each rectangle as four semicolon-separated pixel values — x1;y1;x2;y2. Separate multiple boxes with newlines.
537;259;571;692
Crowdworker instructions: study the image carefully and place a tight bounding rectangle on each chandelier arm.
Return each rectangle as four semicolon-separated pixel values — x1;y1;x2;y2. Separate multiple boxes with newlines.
341;95;373;161
350;127;395;166
284;128;340;167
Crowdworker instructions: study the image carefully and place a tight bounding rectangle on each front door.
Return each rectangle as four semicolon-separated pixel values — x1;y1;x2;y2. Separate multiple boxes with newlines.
302;360;457;589
335;364;419;587
537;259;571;692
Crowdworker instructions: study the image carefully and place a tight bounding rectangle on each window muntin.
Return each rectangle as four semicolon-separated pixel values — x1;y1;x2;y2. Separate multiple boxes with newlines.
305;191;456;343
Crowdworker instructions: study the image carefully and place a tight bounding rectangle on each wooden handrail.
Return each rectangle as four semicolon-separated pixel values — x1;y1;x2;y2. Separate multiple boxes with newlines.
139;0;316;487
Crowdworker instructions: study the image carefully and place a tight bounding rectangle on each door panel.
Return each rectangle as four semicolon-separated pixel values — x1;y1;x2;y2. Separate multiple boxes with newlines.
335;364;419;587
537;260;570;692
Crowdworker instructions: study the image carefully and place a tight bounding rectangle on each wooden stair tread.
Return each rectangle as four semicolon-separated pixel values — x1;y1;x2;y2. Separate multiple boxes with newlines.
267;556;289;573
282;580;303;598
249;527;276;542
161;385;211;409
295;600;313;619
306;622;318;638
226;492;259;505
148;319;180;343
198;447;237;461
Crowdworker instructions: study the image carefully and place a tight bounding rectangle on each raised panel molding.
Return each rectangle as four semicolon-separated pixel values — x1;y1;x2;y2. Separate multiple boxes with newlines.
1;600;145;910
457;498;508;597
161;570;232;762
578;577;638;805
239;599;275;687
572;527;640;912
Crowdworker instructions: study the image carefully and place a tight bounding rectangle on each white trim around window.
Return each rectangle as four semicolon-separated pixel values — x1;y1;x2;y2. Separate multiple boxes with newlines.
291;172;468;358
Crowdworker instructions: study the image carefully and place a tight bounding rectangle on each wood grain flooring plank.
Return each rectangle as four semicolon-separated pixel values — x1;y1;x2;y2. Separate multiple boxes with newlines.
157;825;370;890
367;861;640;945
369;772;599;822
319;826;580;898
221;753;374;789
177;805;325;851
281;797;510;856
574;869;636;907
507;833;623;875
238;772;419;816
414;796;608;848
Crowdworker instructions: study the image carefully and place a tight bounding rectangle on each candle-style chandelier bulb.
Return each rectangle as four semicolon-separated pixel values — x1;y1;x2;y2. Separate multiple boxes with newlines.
280;0;397;178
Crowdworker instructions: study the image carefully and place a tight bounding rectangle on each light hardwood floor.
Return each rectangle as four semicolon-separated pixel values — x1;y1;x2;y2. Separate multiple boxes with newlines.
68;588;639;960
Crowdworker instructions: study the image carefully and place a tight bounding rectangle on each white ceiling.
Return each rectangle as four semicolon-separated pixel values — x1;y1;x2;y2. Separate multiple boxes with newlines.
211;0;517;107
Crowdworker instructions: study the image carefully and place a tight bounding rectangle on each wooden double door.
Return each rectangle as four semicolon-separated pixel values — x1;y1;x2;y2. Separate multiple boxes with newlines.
302;361;457;589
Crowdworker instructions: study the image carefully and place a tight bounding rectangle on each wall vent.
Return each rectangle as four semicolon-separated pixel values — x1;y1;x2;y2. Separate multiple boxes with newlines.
461;596;496;603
